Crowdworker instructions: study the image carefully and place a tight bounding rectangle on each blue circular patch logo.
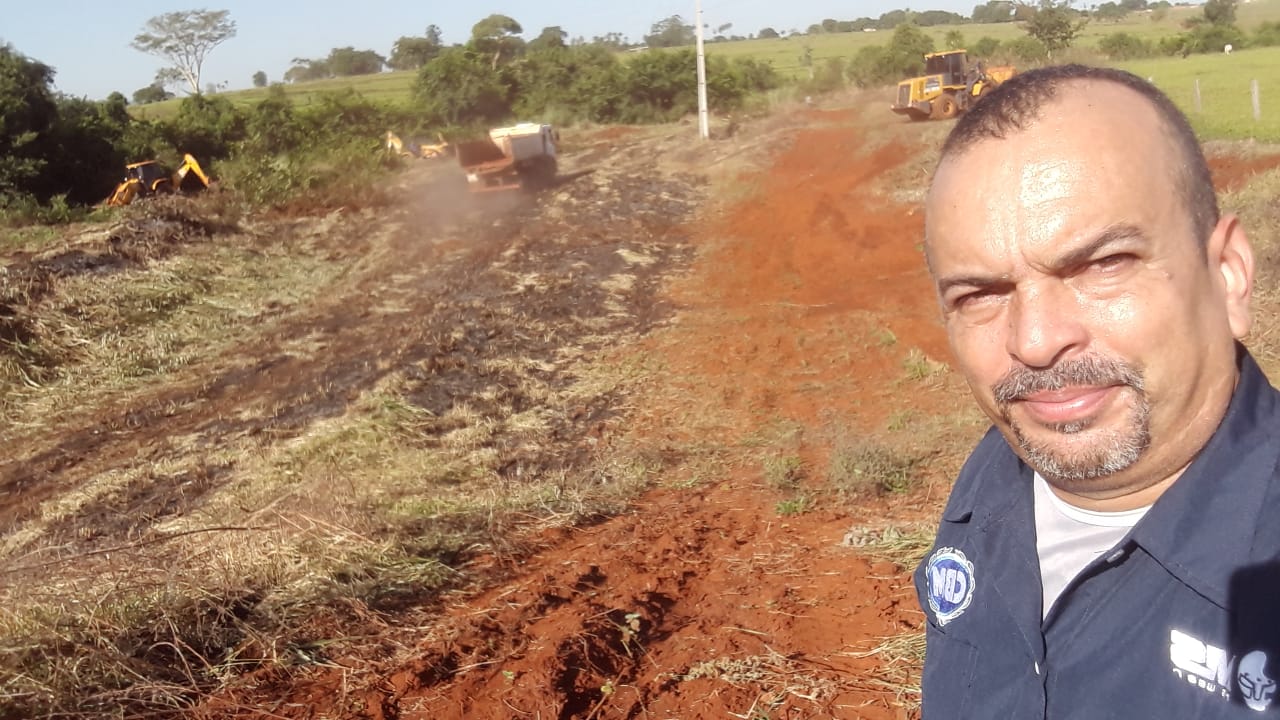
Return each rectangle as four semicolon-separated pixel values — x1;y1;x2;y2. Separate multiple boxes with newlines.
926;547;975;627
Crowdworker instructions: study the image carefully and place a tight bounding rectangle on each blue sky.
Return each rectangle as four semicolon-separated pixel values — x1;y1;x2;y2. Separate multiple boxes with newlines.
3;0;978;100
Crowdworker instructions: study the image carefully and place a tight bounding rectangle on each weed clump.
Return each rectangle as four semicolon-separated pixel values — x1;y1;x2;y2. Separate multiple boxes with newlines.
762;454;804;489
828;441;925;497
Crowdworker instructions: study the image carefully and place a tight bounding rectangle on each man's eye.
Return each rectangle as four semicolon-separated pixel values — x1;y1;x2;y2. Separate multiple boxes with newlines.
954;289;996;309
1091;254;1134;272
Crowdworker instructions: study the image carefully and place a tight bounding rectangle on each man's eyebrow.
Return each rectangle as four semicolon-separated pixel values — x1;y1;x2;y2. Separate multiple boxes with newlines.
934;223;1148;298
1048;223;1148;274
936;272;1010;298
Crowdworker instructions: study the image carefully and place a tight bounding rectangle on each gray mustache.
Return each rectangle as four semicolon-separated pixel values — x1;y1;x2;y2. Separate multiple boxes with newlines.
993;356;1145;404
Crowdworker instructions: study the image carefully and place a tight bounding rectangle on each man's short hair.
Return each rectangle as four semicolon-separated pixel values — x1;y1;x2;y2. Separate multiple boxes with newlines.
938;64;1219;243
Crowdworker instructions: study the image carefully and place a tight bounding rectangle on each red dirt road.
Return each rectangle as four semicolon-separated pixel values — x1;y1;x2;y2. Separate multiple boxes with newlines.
200;112;955;719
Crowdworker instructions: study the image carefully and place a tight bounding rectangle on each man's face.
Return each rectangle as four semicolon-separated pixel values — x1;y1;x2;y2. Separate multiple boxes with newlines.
925;82;1253;503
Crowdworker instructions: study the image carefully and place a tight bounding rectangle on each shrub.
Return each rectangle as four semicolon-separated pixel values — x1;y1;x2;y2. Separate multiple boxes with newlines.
970;36;1002;58
998;36;1050;64
219;138;391;211
1098;32;1155;59
1186;23;1247;53
801;57;848;95
300;88;404;139
847;46;894;88
163;94;247;160
1254;21;1280;47
1161;23;1248;55
846;24;940;89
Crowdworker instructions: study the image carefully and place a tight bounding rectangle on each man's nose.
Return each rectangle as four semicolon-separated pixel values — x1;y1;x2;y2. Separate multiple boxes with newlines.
1006;283;1087;369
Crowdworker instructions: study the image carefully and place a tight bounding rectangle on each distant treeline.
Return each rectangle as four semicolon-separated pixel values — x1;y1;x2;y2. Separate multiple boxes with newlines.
2;30;779;220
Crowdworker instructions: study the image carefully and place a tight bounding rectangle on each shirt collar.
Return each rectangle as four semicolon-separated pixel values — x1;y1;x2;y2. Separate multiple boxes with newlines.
1131;348;1280;607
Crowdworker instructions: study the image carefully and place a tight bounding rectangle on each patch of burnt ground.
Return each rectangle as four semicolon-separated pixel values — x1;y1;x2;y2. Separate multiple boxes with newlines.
0;199;235;377
2;162;701;547
1;154;706;719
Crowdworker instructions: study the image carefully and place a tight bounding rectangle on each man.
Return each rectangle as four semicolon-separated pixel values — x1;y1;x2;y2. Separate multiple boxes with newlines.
914;64;1279;717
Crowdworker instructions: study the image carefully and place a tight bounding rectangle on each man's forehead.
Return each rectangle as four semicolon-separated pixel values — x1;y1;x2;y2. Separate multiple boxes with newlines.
933;80;1170;168
927;83;1176;217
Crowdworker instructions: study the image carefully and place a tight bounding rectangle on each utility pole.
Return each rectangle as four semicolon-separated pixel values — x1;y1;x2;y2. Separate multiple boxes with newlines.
695;0;710;140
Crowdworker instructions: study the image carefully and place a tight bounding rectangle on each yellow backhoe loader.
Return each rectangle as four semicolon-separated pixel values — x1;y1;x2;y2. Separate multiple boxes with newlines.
106;154;211;207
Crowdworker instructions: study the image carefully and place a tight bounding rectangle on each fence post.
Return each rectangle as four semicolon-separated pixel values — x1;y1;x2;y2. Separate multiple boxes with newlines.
1194;78;1202;114
1253;79;1262;122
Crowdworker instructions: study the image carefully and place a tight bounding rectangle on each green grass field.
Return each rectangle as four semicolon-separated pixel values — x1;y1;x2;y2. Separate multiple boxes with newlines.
130;0;1280;140
678;0;1280;79
1120;46;1280;140
130;70;419;121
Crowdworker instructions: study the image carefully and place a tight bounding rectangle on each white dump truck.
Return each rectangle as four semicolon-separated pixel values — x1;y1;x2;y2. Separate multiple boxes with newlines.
456;123;559;193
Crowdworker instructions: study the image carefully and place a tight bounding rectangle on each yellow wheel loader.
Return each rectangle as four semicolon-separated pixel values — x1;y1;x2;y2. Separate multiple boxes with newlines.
106;154;211;207
890;50;1016;122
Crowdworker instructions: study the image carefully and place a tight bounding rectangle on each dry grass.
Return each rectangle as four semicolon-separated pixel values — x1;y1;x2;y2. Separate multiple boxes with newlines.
1223;167;1280;376
827;439;927;497
841;523;937;568
0;186;685;716
843;631;927;711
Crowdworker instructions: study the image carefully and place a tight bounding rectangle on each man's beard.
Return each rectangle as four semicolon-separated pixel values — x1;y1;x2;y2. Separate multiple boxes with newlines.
992;355;1151;484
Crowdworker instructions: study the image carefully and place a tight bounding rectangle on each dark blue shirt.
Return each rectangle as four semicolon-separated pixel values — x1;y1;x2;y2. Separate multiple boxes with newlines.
914;349;1280;718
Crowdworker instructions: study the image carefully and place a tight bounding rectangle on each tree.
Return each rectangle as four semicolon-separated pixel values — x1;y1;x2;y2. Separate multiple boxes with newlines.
472;14;525;68
645;15;696;47
945;29;967;49
1023;1;1088;56
326;47;385;76
916;10;968;25
758;27;781;39
1203;0;1237;26
388;26;445;71
284;58;329;83
886;23;936;73
0;45;58;193
252;70;267;87
877;10;910;28
154;67;187;92
972;1;1017;23
131;9;236;95
590;32;629;49
414;47;511;125
529;26;568;51
1094;2;1130;22
132;83;174;104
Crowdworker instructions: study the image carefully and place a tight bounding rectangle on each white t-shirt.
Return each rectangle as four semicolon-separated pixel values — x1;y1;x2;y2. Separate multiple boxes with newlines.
1033;473;1151;619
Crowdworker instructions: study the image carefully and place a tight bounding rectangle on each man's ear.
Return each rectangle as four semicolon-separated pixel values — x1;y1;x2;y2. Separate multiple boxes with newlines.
1208;214;1254;340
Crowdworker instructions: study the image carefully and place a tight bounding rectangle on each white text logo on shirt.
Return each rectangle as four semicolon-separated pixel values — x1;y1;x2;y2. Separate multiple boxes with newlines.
1169;628;1276;711
1170;628;1231;700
